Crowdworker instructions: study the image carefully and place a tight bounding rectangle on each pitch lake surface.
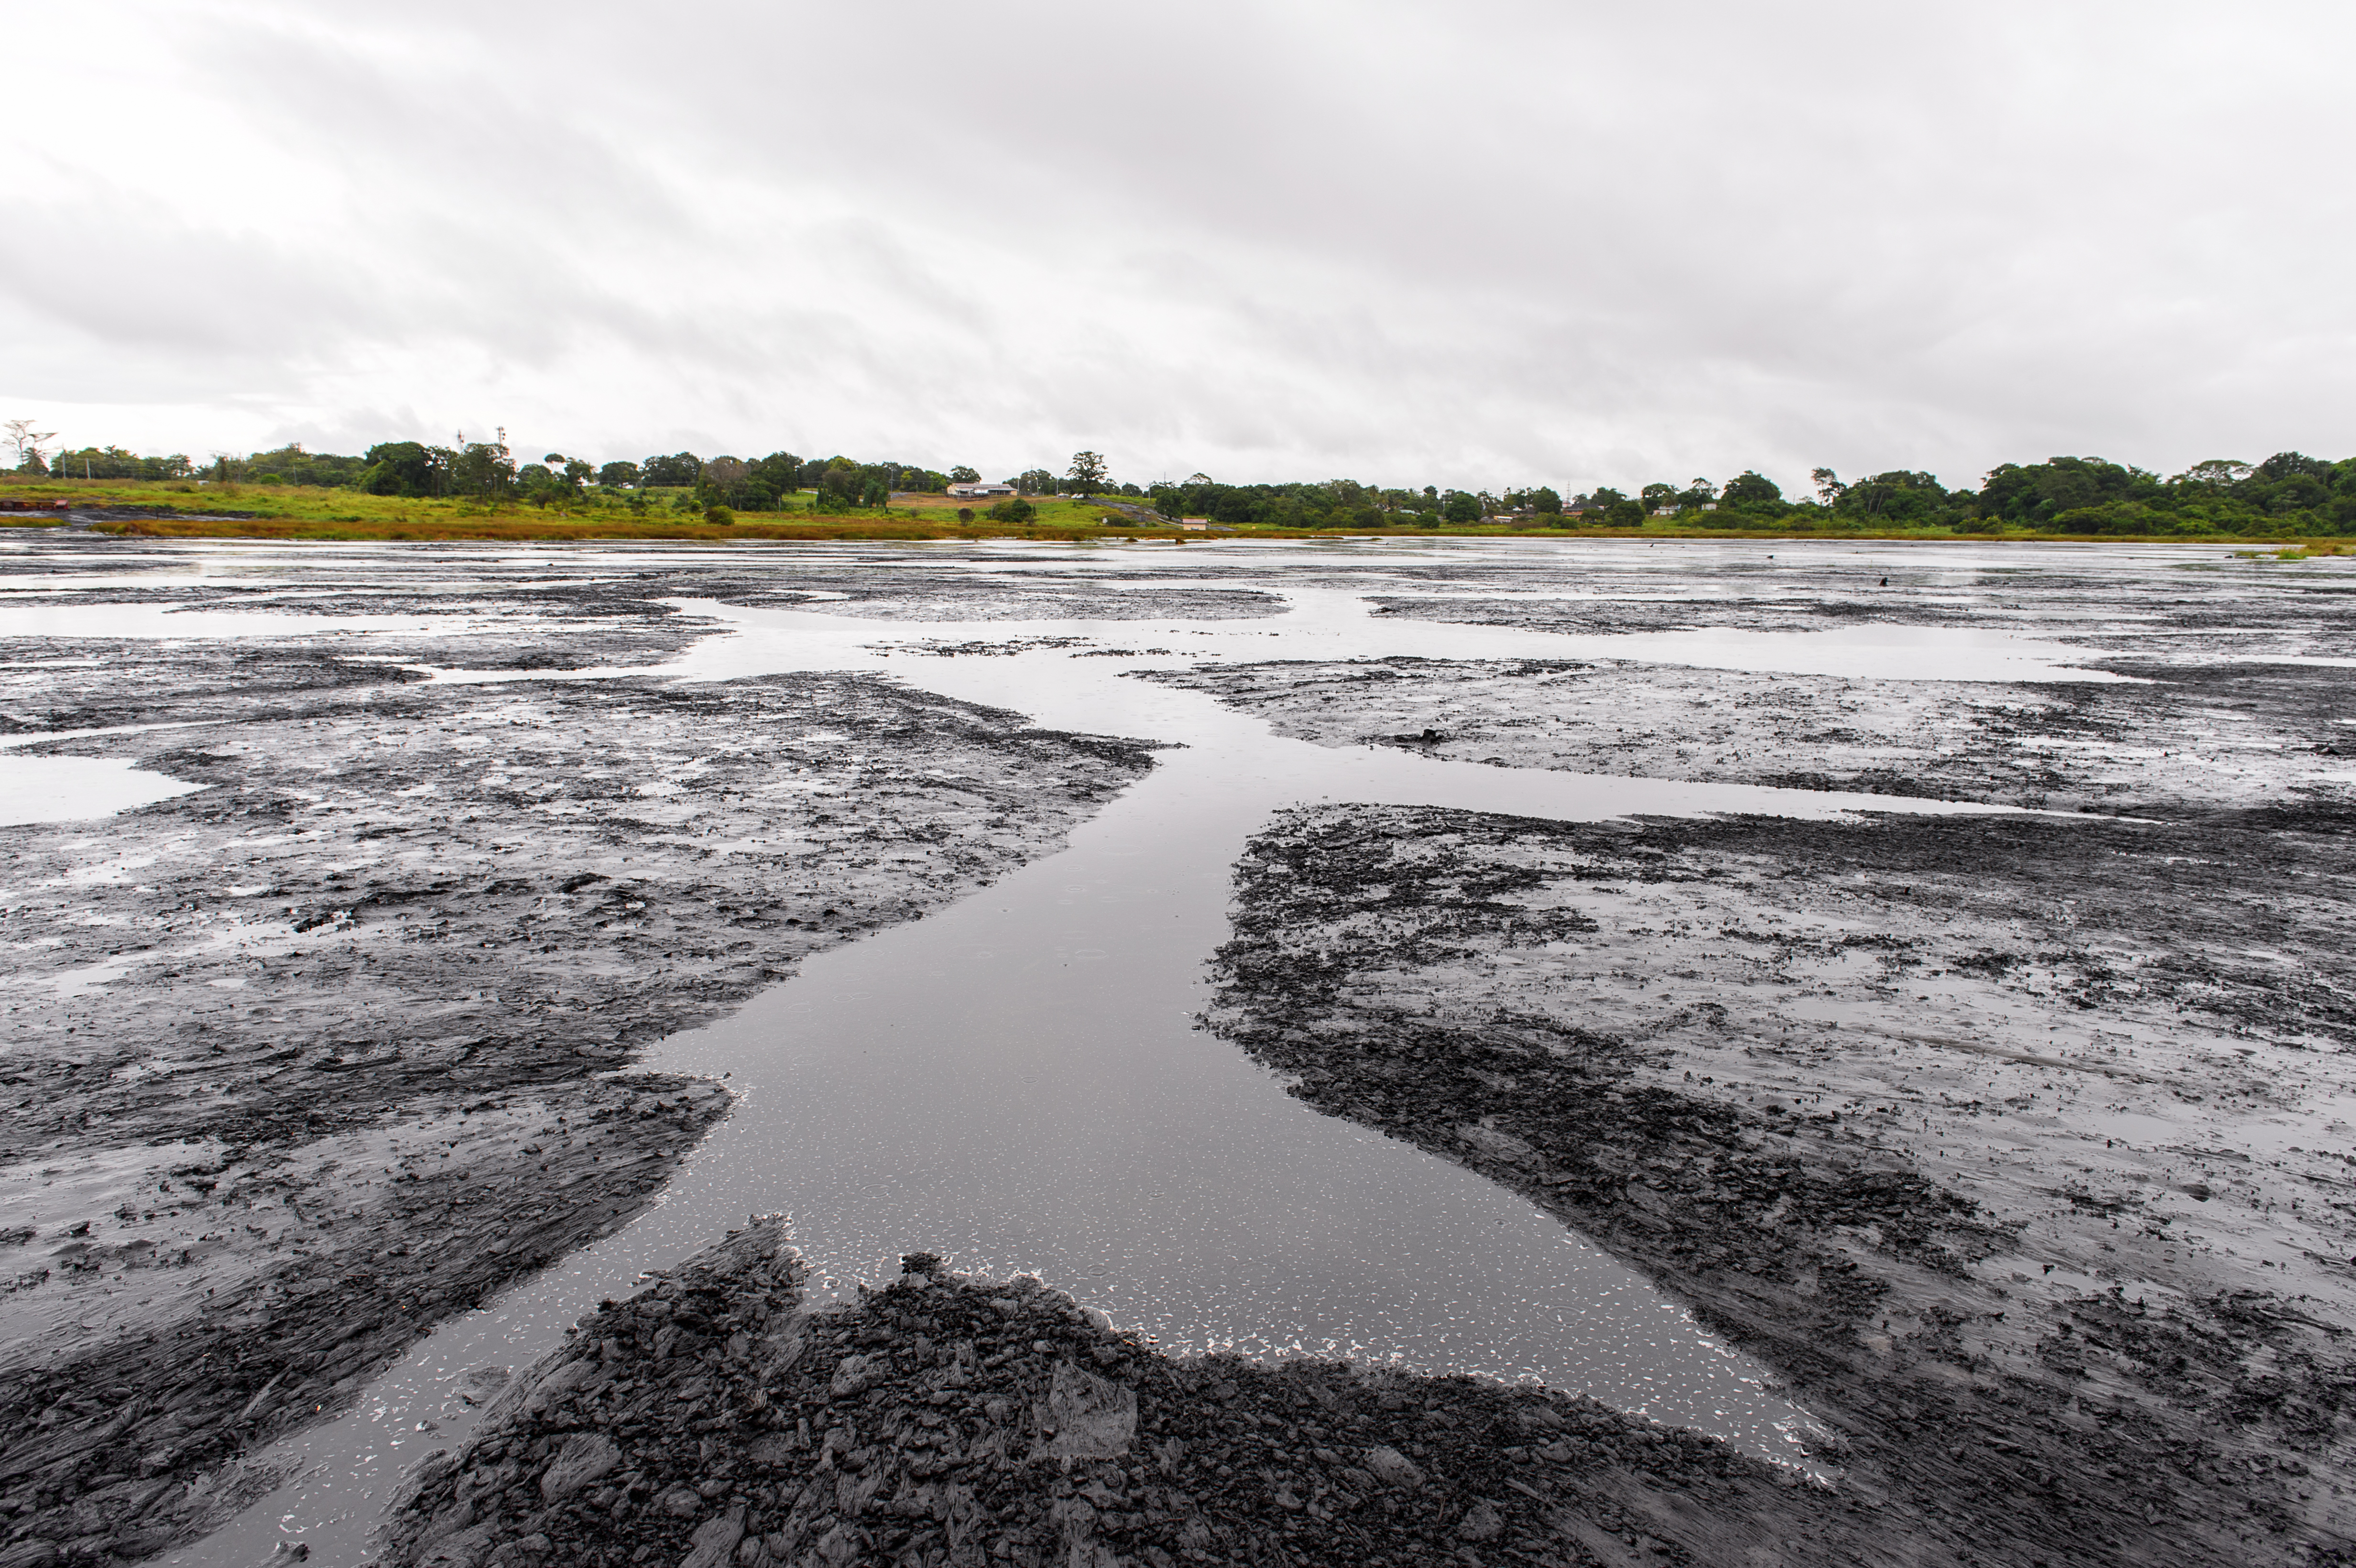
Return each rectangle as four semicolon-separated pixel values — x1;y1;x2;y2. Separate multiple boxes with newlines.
0;539;2145;1562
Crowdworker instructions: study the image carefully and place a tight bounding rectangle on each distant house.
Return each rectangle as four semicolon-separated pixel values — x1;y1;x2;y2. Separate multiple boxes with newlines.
948;481;1016;498
1178;519;1211;531
1650;506;1679;517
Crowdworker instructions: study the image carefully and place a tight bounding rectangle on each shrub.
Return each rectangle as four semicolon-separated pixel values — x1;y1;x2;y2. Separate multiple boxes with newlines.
704;504;734;526
987;497;1036;524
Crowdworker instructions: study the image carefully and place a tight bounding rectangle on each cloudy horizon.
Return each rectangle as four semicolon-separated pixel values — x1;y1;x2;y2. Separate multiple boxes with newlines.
5;0;2350;497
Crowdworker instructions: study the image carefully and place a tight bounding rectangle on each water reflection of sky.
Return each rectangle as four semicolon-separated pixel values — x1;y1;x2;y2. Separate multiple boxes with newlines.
5;536;2341;1563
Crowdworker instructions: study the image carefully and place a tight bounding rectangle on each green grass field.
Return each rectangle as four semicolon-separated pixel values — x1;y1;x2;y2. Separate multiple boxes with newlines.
0;476;2336;550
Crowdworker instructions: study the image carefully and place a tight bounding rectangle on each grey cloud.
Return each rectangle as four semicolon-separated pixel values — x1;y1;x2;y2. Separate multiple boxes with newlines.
4;0;2352;492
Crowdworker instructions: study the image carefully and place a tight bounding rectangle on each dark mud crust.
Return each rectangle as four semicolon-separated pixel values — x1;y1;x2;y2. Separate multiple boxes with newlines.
1202;805;2356;1568
1579;802;2356;1048
0;1081;727;1561
0;629;1159;1559
0;646;435;734
706;578;1283;623
1144;651;2356;818
382;1225;1906;1568
1359;568;2356;659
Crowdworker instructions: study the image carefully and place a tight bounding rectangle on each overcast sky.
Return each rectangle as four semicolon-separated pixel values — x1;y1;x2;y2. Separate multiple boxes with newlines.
5;1;2350;495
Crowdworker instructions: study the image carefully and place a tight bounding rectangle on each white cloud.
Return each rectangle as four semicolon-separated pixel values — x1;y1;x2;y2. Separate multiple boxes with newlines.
3;0;2350;493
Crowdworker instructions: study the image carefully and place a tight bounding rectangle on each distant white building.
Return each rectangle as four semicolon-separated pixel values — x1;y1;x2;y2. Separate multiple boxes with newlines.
948;481;1016;498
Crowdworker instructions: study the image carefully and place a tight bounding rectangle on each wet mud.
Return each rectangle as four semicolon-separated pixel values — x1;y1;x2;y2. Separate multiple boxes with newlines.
6;536;2356;1565
1202;800;2356;1565
1355;559;2356;663
1148;556;2356;1564
382;1223;1911;1568
0;563;1156;1561
1147;653;2356;817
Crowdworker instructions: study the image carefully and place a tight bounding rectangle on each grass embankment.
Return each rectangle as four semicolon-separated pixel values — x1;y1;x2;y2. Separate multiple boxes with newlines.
0;480;1165;543
0;478;2343;550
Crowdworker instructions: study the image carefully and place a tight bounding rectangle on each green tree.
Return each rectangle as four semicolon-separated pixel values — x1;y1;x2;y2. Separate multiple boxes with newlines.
813;458;864;509
2254;451;2333;484
1528;486;1562;514
703;456;749;496
1828;470;1945;522
1975;457;2155;529
2175;459;2251;490
450;437;517;502
949;465;980;483
741;453;802;509
1585;488;1643;528
987;497;1036;523
1441;490;1482;524
597;460;641;489
641;451;702;487
1068;451;1108;491
361;441;447;497
1721;470;1782;506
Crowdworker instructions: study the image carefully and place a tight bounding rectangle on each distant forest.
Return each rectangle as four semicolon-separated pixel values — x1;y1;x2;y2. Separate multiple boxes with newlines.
8;425;2353;536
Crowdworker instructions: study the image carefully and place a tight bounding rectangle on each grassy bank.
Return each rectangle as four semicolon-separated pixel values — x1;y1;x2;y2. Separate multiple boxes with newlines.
0;477;2342;549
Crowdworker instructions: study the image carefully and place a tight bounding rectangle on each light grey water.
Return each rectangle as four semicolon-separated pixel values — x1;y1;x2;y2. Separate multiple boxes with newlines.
166;576;2095;1565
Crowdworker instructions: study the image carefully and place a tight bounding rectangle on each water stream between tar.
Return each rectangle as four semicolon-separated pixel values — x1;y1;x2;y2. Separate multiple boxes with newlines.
163;562;2117;1563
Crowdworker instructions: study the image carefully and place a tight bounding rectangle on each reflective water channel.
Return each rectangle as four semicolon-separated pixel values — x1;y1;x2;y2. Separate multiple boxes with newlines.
37;544;2130;1564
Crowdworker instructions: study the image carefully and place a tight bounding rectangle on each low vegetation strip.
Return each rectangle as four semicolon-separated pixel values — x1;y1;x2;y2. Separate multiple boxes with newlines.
5;429;2353;540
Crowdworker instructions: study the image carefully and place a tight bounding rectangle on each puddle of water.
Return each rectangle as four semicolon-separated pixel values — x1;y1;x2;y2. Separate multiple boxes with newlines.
177;590;2043;1565
0;753;208;825
22;537;2287;1560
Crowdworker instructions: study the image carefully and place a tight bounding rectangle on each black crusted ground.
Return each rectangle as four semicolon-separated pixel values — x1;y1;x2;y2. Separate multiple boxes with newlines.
0;560;1161;1560
1201;802;2356;1566
382;1222;1914;1568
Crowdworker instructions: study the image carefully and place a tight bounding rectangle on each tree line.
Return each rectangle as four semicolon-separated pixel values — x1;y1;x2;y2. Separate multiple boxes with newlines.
1139;454;2356;536
7;422;2352;535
